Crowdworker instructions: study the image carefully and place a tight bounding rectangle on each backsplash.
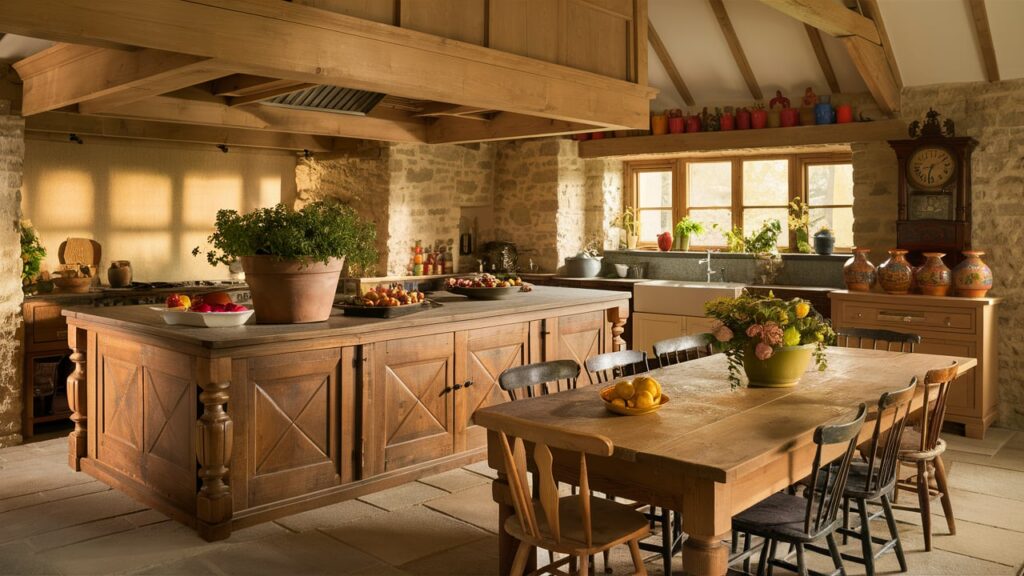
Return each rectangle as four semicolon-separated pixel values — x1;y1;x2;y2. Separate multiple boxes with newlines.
601;250;848;288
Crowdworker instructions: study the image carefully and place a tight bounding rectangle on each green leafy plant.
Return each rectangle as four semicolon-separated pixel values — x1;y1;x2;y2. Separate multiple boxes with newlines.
744;219;783;255
788;197;811;253
705;291;835;388
815;226;833;236
193;201;378;270
20;220;46;289
613;207;639;237
674;216;705;239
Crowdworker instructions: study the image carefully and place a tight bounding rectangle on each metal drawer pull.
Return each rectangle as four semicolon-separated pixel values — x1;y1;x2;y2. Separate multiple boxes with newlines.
945;317;952;327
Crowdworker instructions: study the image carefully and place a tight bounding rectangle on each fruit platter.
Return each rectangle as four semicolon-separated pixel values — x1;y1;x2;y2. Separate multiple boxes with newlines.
154;292;253;327
600;375;670;416
445;274;531;300
337;285;430;318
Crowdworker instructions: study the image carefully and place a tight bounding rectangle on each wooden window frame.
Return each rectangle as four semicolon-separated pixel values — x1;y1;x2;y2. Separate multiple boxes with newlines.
801;157;856;252
624;152;853;251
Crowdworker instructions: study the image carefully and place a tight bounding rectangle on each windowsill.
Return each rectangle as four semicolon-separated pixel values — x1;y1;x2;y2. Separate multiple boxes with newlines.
605;250;851;262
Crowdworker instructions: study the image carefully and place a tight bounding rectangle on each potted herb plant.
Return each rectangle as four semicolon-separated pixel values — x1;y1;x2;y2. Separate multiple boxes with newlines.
673;217;705;251
613;207;640;250
788;197;812;253
195;201;377;324
20;220;46;294
813;226;835;255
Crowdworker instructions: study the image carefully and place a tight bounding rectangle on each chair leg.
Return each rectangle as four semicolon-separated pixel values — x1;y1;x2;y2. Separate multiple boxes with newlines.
841;497;850;545
743;532;753;575
917;460;933;552
628;539;648;576
577;553;590;576
855;498;875;576
795;543;808;576
934;455;956;535
510;542;532;576
881;493;908;573
661;508;672;576
766;539;778;576
826;533;845;576
756;538;771;576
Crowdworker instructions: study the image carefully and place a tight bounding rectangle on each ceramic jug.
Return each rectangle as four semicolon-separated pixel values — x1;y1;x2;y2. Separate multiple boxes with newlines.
953;250;993;297
878;249;913;294
843;248;876;291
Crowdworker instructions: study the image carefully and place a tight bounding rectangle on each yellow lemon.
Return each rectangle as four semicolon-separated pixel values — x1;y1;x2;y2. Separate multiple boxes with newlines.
611;398;626;408
795;301;810;318
633;376;661;400
614;380;635;401
634;391;656;410
178;295;191;310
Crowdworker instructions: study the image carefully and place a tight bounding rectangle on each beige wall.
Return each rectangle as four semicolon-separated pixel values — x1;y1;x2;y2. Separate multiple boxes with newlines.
22;138;297;282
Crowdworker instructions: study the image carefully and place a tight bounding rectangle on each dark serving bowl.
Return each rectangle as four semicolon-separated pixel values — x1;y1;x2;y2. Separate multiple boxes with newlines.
448;285;521;300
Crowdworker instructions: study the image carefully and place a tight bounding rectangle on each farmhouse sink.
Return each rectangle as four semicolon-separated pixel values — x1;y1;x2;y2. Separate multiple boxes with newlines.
633;280;746;316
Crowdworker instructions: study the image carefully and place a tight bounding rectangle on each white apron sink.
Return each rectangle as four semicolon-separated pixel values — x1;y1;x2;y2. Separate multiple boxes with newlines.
634;280;746;316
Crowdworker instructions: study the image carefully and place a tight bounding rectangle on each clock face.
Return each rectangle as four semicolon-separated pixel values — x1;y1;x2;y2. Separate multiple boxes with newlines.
908;146;956;190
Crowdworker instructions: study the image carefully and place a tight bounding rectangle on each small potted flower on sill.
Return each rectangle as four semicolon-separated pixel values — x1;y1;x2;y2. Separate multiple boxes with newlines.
813;226;835;256
613;207;640;250
673;217;705;251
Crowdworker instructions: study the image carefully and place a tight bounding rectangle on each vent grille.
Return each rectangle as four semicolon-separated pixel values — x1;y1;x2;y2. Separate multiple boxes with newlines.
262;85;385;116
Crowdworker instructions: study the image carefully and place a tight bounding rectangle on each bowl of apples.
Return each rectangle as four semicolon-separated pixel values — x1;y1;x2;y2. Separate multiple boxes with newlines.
337;284;429;318
445;274;529;300
154;292;253;327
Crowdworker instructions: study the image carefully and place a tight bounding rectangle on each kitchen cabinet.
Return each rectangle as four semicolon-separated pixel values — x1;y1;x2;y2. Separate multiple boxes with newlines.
829;290;999;439
633;312;715;358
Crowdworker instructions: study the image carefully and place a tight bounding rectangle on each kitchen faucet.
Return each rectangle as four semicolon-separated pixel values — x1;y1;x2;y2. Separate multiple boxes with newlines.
698;249;719;283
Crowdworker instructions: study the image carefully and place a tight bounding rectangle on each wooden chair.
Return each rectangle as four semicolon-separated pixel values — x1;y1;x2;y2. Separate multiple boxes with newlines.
499;360;581;402
584;350;650;385
652;333;715;369
480;415;650;576
894;362;959;551
731;403;868;576
836;328;922;353
835;379;918;576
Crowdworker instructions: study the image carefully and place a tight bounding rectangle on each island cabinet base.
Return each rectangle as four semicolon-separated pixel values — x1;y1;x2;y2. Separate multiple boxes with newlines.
63;288;630;541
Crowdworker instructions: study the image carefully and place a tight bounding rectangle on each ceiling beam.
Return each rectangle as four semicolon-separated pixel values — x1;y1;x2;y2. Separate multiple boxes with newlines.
25;110;338;152
212;75;304;98
647;21;695;107
12;43;229;116
228;83;316;107
413;103;492;122
757;0;881;44
856;0;902;90
427;112;599;144
967;0;1000;82
708;0;762;101
80;94;427;143
842;35;899;115
804;24;840;94
0;0;655;129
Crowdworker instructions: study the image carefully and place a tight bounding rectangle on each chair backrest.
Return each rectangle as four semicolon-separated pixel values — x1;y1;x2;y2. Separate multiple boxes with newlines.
498;360;580;401
836;327;921;353
915;362;959;452
480;413;614;547
653;333;715;368
861;379;918;495
585;350;649;385
802;403;868;537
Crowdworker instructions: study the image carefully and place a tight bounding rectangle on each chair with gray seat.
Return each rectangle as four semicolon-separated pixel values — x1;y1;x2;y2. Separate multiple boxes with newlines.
498;360;580;402
653;333;715;369
836;328;921;353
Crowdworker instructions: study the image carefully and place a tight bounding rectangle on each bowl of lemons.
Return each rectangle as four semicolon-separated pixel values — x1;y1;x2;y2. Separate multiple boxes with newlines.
600;375;669;416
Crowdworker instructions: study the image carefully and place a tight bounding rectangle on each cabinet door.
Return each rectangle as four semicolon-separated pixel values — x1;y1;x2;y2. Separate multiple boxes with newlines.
632;312;685;357
455;323;528;452
684;316;718;337
546;311;605;384
916;339;977;414
368;334;455;474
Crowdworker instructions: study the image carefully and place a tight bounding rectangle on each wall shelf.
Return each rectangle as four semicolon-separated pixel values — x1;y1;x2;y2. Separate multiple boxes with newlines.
577;119;908;158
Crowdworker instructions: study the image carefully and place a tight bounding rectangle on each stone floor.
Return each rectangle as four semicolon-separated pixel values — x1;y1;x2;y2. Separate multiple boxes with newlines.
1;428;1023;575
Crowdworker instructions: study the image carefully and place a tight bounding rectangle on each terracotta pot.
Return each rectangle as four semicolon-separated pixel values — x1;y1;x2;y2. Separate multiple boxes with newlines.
743;344;815;388
107;260;132;288
843;248;876;291
737;109;751;130
751;109;767;129
799;107;815;126
780;108;799;127
668;116;685;134
766;109;781;128
590;131;605;140
836;104;854;124
651;115;668;135
240;255;344;324
686;115;702;133
915;252;952;296
878;249;914;294
953;250;993;297
720;113;735;131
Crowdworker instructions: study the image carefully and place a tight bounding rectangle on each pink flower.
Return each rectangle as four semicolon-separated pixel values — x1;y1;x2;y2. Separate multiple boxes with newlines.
746;324;763;337
712;323;734;342
761;322;784;346
755;342;774;361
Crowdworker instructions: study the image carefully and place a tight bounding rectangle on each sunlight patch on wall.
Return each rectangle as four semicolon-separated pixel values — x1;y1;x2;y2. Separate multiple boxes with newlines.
259;176;283;209
109;171;173;229
107;232;173;278
183;174;243;227
29;169;94;228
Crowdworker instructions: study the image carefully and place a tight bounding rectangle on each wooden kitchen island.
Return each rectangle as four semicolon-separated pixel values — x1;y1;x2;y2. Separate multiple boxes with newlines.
61;286;630;541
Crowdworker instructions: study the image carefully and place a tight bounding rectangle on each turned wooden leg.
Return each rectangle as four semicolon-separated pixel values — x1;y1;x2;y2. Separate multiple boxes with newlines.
196;359;233;541
916;461;932;552
510;542;532;576
933;456;956;535
628;539;648;576
683;535;729;576
607;304;629;352
66;327;88;471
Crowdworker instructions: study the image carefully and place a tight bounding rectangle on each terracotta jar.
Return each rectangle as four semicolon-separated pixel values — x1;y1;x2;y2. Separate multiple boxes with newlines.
668;116;685;134
953;250;994;297
736;108;751;130
878;249;914;294
751;108;767;129
799;107;815;126
720;112;735;131
651;114;668;135
843;248;876;292
685;115;702;133
915;252;952;296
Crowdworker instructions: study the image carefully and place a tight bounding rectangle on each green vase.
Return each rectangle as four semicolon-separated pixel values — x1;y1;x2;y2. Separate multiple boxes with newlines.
742;344;814;388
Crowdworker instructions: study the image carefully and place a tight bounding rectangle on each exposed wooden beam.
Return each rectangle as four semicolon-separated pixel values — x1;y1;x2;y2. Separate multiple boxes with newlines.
427;112;598;144
805;24;841;94
967;0;1000;82
25;110;338;152
708;0;762;101
856;0;902;90
413;103;491;120
81;95;427;143
647;21;695;107
228;83;316;107
12;43;228;116
0;0;655;129
212;75;304;98
757;0;881;44
842;35;899;115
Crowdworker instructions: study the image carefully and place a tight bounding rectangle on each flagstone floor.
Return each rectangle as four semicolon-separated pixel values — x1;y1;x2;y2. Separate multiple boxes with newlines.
1;428;1022;575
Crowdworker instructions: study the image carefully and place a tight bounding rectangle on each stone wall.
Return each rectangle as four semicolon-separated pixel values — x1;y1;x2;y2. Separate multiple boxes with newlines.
0;101;25;447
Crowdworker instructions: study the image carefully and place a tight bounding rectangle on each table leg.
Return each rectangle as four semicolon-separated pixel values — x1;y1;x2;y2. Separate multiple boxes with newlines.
66;327;87;471
680;478;731;576
683;535;729;576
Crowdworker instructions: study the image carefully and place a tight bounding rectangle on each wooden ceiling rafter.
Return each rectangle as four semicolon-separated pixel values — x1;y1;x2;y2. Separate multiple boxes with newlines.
228;83;317;107
427;111;599;144
413;103;494;122
855;0;903;90
804;24;841;94
708;0;763;101
967;0;1000;82
647;21;695;107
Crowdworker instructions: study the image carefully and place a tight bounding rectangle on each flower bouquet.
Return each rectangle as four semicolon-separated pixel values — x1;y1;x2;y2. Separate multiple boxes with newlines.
705;291;835;388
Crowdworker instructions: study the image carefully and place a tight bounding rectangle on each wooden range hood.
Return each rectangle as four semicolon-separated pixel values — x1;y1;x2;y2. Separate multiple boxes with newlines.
2;0;656;151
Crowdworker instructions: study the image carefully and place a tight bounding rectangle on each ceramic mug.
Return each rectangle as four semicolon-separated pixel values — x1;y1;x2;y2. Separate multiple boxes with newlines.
815;103;835;125
836;104;853;124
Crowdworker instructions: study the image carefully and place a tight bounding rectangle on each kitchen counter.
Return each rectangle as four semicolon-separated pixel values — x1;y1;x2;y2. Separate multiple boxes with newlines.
61;286;631;540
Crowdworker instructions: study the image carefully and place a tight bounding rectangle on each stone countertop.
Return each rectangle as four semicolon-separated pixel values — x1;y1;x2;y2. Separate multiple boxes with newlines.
25;284;249;303
62;286;630;350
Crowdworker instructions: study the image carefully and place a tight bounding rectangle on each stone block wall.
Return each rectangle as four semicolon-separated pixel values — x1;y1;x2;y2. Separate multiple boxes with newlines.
0;101;25;447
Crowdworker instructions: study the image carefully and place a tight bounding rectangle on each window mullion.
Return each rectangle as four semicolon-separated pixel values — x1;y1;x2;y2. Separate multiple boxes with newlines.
732;159;742;234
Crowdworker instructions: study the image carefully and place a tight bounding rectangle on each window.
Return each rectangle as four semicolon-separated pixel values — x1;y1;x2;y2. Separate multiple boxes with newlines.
625;153;854;251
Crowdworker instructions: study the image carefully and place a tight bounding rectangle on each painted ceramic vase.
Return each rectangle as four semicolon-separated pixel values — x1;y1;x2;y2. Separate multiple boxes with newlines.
651;114;668;135
878;249;914;294
953;250;993;297
915;252;952;296
843;248;876;292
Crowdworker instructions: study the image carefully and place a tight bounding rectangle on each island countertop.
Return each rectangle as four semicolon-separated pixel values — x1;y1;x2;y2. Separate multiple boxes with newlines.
62;285;631;349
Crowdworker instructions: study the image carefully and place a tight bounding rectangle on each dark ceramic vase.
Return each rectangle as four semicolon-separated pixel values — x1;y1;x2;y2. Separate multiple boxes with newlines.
813;233;834;256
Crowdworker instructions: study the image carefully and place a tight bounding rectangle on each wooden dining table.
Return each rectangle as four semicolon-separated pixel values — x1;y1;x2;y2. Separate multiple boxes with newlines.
475;348;976;576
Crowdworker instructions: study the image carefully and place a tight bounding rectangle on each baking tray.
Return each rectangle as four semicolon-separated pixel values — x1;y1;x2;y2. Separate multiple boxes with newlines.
336;301;432;318
448;286;521;300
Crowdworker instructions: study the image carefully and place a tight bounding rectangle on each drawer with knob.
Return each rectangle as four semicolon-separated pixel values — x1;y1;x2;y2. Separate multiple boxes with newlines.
840;304;975;333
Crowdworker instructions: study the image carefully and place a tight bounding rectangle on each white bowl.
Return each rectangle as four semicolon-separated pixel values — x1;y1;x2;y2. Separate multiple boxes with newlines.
614;264;629;278
151;307;254;327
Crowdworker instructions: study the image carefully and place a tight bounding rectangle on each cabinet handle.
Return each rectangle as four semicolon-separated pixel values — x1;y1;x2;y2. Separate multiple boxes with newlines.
452;383;463;391
945;317;952;327
438;385;452;397
463;379;474;388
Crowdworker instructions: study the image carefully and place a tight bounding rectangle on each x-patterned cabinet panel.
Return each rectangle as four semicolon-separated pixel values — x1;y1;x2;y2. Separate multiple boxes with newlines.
95;335;197;511
369;334;456;474
237;348;343;508
547;311;605;385
455;323;529;452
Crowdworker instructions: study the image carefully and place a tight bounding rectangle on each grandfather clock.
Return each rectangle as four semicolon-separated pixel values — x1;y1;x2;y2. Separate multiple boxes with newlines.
889;109;977;267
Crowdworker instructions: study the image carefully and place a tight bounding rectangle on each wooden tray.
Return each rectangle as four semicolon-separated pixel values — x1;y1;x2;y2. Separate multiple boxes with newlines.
599;385;670;416
336;301;430;318
449;286;520;300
